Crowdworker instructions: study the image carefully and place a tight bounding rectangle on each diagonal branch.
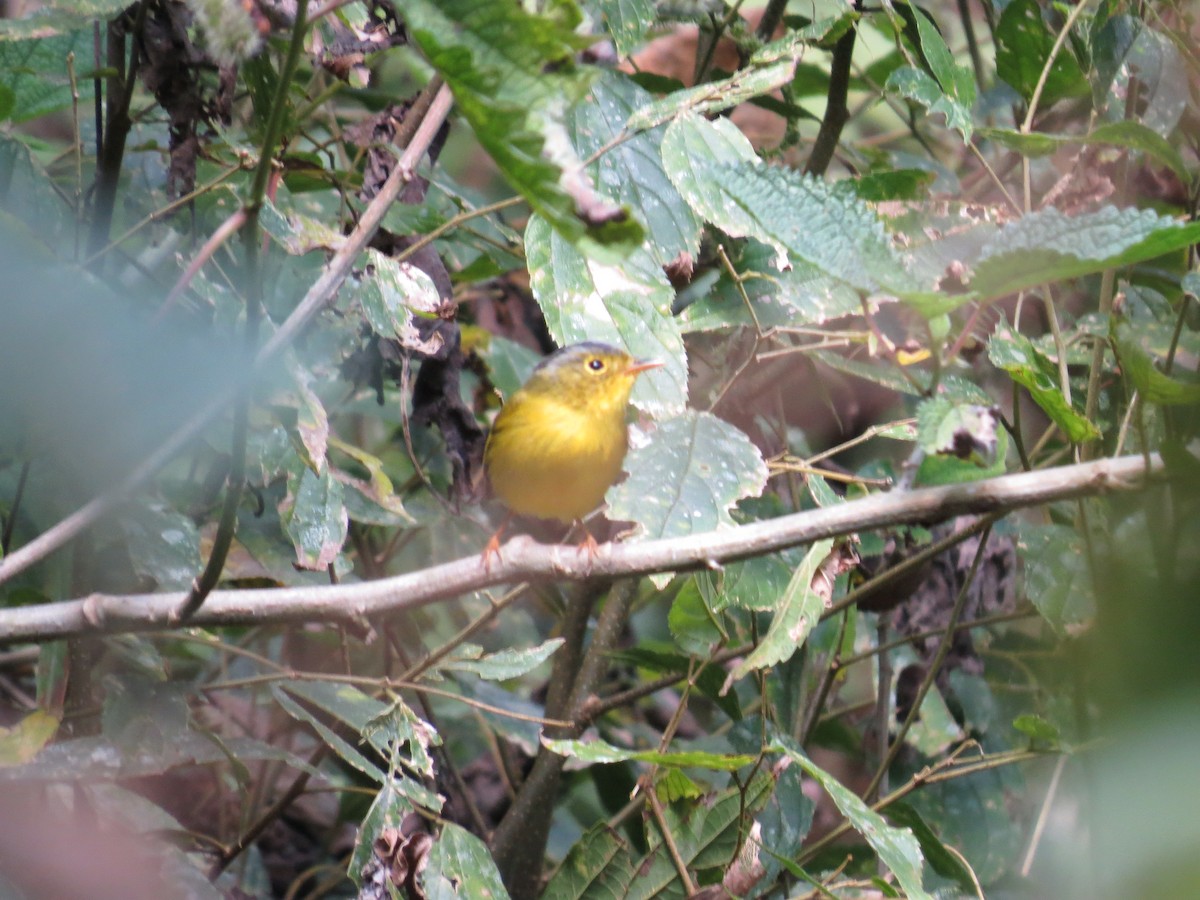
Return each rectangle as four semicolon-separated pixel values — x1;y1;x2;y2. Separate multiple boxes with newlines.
0;453;1162;644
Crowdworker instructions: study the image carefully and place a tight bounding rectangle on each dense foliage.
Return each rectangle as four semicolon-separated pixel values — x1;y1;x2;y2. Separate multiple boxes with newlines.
1;1;1198;897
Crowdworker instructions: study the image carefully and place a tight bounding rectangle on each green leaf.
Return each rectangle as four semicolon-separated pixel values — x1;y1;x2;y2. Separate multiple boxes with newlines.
542;773;775;899
707;552;800;613
1018;523;1094;633
970;207;1200;303
405;1;643;257
438;638;564;680
914;397;1007;485
672;159;919;296
349;779;415;887
277;679;387;734
592;0;656;57
287;359;330;473
0;710;59;766
0;732;319;783
1012;713;1061;745
850;168;938;202
628;774;774;898
915;429;1009;485
542;824;633;899
0;136;70;249
422;823;511;900
525;214;687;415
988;327;1099;443
903;753;1024;885
668;577;726;656
1113;322;1200;406
364;698;442;782
663;127;862;330
607;410;768;538
544;737;755;771
260;198;345;254
660;112;759;189
280;464;348;570
1092;15;1189;138
979;120;1188;184
885;801;980;890
729;539;834;679
773;736;933;900
0;30;89;122
907;2;976;111
886;6;975;142
608;645;742;719
886;66;973;141
569;73;702;270
995;0;1089;105
330;437;413;526
351;248;444;350
272;685;386;784
627;57;798;132
656;768;702;802
117;503;202;591
811;348;929;397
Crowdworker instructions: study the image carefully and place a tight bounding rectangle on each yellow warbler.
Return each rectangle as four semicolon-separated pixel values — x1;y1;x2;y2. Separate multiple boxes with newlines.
483;342;661;560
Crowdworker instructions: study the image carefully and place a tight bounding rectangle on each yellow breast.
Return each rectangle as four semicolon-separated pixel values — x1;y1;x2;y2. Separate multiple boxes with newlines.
484;389;630;523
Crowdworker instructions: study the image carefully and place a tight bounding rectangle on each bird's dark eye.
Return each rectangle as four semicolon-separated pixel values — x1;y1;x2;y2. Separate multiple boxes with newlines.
588;358;605;372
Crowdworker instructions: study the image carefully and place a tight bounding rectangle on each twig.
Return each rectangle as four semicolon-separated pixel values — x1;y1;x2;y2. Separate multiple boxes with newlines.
210;743;328;877
955;0;985;90
492;580;638;898
799;611;849;745
863;524;994;801
647;788;697;895
182;0;311;620
1020;752;1067;877
157;208;248;319
821;514;998;622
87;2;147;259
399;583;531;682
805;5;859;176
0;462;30;555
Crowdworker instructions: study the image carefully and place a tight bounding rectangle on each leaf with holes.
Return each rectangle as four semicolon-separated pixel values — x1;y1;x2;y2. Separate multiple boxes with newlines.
607;410;767;538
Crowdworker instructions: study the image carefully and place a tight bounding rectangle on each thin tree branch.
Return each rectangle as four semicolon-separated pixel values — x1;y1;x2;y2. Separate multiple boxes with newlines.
864;523;994;802
805;5;859;176
0;453;1163;644
178;0;312;620
492;579;638;898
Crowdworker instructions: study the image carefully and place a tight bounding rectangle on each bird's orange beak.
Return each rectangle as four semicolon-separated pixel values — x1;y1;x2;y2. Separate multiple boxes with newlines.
626;358;664;376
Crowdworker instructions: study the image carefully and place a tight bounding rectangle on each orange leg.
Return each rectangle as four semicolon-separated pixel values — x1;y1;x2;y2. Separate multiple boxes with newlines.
482;513;512;572
574;520;601;565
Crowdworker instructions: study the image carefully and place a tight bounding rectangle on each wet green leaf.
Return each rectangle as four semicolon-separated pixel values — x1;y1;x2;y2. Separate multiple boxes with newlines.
995;0;1089;105
406;0;643;257
569;73;701;270
525;214;687;415
422;824;510;900
774;736;933;900
438;638;564;681
545;737;755;771
608;410;767;538
730;539;834;679
280;465;348;570
970;207;1200;303
988;328;1099;443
